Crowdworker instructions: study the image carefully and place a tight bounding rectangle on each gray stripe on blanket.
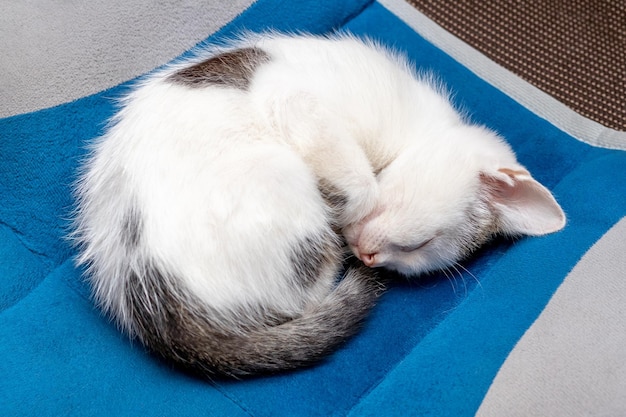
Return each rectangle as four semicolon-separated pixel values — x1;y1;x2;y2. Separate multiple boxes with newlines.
0;0;256;117
477;217;626;417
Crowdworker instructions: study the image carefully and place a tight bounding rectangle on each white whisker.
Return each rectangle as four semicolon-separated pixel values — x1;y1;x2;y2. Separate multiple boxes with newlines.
450;263;468;297
455;262;482;291
441;266;458;295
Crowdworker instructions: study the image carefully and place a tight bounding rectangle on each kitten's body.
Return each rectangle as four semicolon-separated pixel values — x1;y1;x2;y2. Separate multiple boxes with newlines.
73;33;564;378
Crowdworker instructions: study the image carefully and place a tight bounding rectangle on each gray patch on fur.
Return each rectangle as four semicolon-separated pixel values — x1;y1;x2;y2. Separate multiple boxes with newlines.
121;207;142;249
373;160;392;177
318;179;348;212
290;233;342;288
123;259;383;379
317;179;349;235
456;196;500;259
168;47;271;89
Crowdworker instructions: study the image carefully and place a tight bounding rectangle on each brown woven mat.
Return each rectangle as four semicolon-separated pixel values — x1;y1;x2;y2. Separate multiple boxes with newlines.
406;0;626;131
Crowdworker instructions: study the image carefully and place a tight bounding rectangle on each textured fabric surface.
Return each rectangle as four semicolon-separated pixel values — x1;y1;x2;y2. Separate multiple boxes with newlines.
1;0;625;415
405;0;626;131
477;218;626;417
382;0;626;149
0;0;256;118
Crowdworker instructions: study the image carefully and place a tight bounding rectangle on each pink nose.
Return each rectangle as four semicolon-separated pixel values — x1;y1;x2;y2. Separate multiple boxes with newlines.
361;252;377;267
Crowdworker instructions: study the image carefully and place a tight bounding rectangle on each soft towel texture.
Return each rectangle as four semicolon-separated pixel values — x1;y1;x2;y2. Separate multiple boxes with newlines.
1;0;624;415
0;0;257;118
477;218;626;417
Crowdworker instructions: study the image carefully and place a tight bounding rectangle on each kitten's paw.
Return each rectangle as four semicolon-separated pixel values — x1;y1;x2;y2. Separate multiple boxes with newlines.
340;176;379;227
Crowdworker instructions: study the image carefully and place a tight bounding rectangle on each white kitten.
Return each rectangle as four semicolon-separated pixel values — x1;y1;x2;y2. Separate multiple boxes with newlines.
72;33;564;378
344;124;566;275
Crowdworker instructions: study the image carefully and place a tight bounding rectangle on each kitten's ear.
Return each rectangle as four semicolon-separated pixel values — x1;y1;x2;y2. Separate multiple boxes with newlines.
481;168;566;236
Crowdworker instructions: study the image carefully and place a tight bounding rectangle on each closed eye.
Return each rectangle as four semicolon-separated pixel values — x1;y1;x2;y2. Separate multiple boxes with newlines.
397;237;434;253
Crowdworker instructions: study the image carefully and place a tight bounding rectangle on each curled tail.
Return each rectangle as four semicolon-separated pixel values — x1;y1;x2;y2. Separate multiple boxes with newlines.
123;263;383;378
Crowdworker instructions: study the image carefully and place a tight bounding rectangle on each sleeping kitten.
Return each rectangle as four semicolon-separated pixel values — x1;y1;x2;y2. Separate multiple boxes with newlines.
72;33;565;379
343;125;566;276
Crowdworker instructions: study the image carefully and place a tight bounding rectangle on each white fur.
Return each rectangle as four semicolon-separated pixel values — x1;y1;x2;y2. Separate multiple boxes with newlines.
343;122;565;274
73;33;565;333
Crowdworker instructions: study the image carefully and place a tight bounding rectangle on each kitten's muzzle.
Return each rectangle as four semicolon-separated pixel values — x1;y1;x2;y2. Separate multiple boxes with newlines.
350;243;379;267
360;252;377;267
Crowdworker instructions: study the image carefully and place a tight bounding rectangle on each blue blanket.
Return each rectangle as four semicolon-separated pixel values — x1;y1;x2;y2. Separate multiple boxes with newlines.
2;0;625;415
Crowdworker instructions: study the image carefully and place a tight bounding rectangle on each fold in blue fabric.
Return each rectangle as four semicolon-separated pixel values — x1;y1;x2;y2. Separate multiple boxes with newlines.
1;0;624;416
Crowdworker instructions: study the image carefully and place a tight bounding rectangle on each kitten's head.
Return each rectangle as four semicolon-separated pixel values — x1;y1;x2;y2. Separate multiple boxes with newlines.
344;125;565;276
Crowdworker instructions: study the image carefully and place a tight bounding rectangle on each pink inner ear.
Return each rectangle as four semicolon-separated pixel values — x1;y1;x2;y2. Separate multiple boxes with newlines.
480;171;518;200
498;167;530;179
481;169;566;236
